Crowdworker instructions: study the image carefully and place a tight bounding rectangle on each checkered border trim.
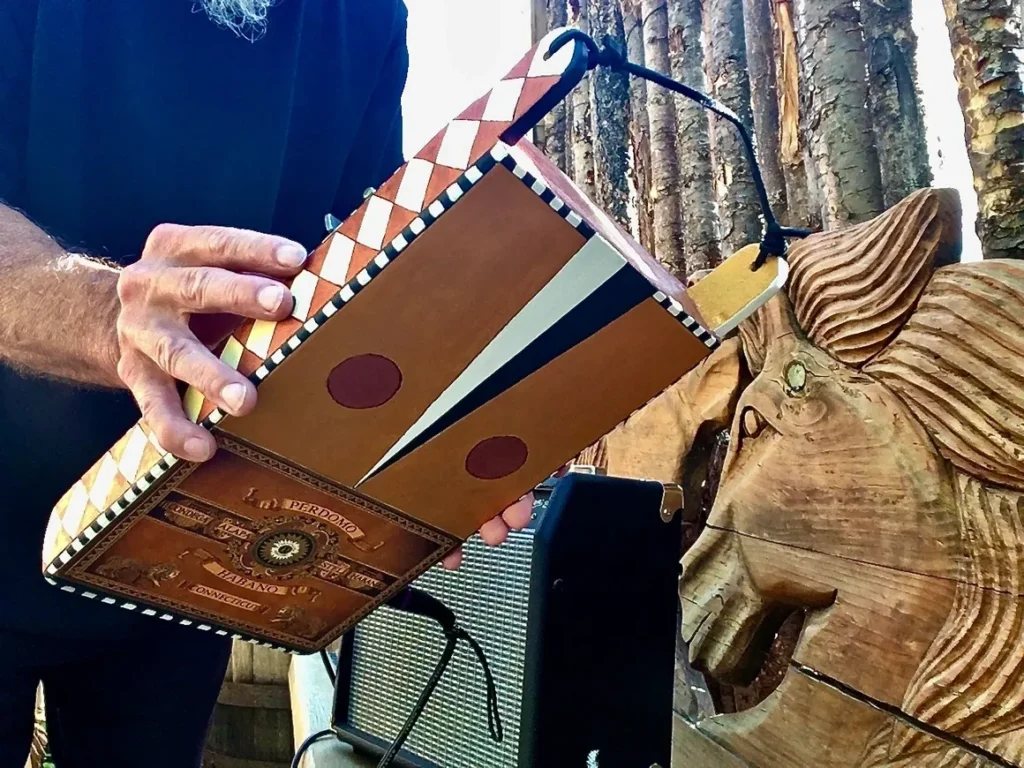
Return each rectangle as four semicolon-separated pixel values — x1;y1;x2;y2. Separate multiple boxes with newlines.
492;145;598;240
652;292;719;349
45;453;181;574
43;575;303;654
490;144;720;351
200;144;504;424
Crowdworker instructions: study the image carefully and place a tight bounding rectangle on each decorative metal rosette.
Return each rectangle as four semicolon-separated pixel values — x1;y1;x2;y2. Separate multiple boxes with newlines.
232;516;339;579
254;531;315;567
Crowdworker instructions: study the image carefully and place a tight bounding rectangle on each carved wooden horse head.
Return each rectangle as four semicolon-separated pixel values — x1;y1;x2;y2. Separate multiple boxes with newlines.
678;189;1024;766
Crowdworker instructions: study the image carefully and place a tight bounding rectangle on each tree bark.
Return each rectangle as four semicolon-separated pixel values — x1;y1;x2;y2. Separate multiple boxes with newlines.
705;0;762;256
540;0;571;173
569;0;597;197
621;0;655;254
641;0;687;277
588;0;632;227
742;0;788;225
943;0;1024;259
772;0;819;229
861;0;932;209
668;0;721;273
798;0;885;229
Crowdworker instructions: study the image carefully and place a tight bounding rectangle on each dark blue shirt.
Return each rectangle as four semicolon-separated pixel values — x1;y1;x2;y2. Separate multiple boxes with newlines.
0;0;408;637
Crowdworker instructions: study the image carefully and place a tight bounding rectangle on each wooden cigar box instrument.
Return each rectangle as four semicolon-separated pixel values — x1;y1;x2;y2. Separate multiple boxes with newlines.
42;28;788;653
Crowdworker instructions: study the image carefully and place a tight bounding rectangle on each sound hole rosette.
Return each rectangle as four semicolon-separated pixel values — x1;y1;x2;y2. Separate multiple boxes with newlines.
252;530;317;568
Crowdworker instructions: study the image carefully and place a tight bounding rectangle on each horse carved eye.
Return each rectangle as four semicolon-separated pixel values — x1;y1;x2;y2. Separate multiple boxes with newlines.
785;360;808;394
741;408;766;439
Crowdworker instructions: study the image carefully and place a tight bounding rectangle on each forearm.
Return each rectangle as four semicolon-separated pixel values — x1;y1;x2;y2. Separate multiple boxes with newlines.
0;203;123;388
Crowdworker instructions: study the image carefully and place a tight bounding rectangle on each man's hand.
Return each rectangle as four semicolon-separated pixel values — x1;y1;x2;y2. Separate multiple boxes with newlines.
441;493;534;570
114;223;308;462
440;463;570;569
117;223;555;568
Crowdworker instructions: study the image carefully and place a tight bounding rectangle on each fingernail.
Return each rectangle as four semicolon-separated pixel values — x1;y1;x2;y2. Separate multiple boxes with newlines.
221;382;247;414
184;437;213;462
257;284;285;312
276;244;307;268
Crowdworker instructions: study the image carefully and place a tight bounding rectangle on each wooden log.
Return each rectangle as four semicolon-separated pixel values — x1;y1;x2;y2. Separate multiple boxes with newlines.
289;653;375;768
229;639;254;683
204;643;295;768
217;682;292;710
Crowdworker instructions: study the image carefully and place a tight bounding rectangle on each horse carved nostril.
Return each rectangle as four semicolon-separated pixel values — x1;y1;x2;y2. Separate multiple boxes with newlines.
742;408;766;439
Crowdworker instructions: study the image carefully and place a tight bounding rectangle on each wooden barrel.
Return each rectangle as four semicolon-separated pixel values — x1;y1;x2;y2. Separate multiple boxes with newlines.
203;641;295;768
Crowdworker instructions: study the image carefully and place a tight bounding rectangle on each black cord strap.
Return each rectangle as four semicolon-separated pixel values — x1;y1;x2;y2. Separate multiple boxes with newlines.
460;629;503;744
291;622;501;768
319;648;337;685
546;29;814;268
376;624;503;768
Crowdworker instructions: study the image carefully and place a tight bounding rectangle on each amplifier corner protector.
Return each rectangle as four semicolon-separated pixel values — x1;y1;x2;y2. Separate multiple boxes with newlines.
659;484;684;523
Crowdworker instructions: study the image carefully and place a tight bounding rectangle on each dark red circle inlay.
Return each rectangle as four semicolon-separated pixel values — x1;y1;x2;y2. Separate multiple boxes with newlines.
465;436;529;480
327;354;403;409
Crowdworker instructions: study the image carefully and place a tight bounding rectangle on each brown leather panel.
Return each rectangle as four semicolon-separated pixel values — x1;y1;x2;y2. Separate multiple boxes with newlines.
80;516;372;649
221;165;587;486
178;445;448;577
513;141;706;324
359;298;711;538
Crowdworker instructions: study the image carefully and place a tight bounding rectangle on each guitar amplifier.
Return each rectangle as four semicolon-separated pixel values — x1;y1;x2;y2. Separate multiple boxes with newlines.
330;472;683;768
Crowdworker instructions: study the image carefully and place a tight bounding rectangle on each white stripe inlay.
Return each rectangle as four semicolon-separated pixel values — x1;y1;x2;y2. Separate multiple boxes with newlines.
356;235;627;485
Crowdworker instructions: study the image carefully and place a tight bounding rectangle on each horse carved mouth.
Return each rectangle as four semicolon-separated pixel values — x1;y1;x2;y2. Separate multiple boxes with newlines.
680;536;806;715
687;604;805;715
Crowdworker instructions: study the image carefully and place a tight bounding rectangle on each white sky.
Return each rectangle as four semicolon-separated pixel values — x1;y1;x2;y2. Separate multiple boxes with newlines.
403;0;981;260
402;0;532;154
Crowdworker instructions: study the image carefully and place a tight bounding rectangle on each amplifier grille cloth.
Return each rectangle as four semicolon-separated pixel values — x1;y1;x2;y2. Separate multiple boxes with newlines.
349;529;536;768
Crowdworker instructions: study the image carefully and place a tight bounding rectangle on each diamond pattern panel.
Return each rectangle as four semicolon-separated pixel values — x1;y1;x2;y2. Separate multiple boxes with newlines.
44;423;171;565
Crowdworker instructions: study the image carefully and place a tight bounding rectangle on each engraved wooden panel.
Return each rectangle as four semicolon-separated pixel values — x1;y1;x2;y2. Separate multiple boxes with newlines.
65;440;456;652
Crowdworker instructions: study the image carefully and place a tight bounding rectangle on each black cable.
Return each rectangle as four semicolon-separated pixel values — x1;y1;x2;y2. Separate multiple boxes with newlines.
290;728;336;768
458;628;503;743
290;588;502;768
319;648;337;685
375;631;459;767
545;29;814;268
375;623;503;768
